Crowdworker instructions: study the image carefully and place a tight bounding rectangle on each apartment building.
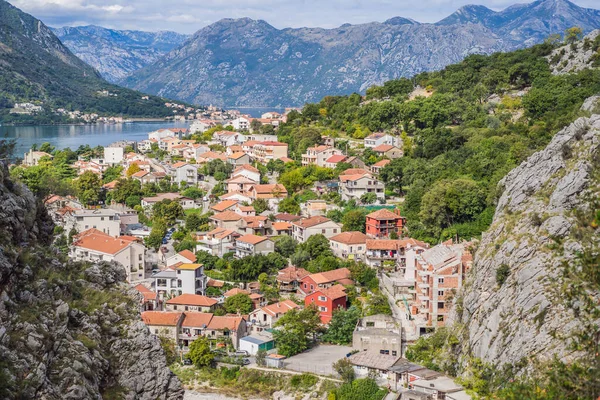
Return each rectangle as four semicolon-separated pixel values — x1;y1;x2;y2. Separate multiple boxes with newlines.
304;284;348;323
234;234;274;258
291;216;341;243
339;172;385;202
329;231;368;261
365;209;405;238
301;145;343;167
171;162;199;186
70;209;121;237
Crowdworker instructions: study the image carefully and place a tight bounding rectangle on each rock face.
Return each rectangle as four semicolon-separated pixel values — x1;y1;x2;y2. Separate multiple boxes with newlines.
0;162;183;399
122;0;600;107
453;100;600;369
548;29;600;75
52;26;189;83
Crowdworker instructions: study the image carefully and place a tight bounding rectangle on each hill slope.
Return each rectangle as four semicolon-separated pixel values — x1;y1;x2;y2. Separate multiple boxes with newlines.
52;26;189;83
0;160;183;399
0;0;187;123
123;0;600;107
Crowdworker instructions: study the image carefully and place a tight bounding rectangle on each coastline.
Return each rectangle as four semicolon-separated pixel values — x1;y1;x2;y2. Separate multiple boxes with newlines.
0;117;172;127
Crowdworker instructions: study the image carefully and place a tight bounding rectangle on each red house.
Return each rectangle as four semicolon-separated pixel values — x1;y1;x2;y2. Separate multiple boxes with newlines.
304;284;348;323
299;267;353;295
365;209;406;238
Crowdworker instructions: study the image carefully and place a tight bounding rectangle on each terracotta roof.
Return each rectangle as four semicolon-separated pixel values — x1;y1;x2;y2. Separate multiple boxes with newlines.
366;132;386;140
72;229;139;255
132;170;149;178
309;268;352;285
279;157;294;163
398;238;430;249
249;293;263;300
220;191;250;200
207;315;244;330
44;195;63;205
172;161;189;168
315;284;347;300
228;145;243;151
167;294;217;307
243;140;260;148
234;164;259;173
366;239;403;251
293;215;333;228
141;311;182;326
227;175;257;184
272;221;292;231
176;263;203;271
181;312;214;328
308;145;333;153
223;288;249;297
134;284;157;302
372;159;391;168
102;180;119;189
325;155;347;163
229;152;248;160
238;205;255;212
257;300;299;317
211;200;239;212
275;213;302;222
277;266;310;283
367;209;401;220
249;184;288;195
342;168;370;176
330;231;368;245
339;174;369;182
373;144;397;152
203;227;236;239
177;249;197;262
237;234;270;245
207;278;225;287
258;141;287;146
242;215;268;228
211;210;243;221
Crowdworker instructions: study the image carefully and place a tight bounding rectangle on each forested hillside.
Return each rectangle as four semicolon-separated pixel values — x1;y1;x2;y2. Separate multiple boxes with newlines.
275;29;600;243
0;0;189;124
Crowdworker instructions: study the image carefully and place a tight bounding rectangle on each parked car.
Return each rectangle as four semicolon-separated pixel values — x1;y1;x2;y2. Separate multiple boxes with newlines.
232;350;249;356
162;238;168;244
241;358;250;366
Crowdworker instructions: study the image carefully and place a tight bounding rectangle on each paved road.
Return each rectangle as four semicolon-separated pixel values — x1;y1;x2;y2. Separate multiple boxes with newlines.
282;345;352;376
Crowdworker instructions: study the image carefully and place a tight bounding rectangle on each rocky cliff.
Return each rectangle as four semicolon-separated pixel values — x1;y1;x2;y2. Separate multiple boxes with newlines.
453;99;600;371
52;26;189;83
122;0;600;107
0;161;183;399
548;29;600;75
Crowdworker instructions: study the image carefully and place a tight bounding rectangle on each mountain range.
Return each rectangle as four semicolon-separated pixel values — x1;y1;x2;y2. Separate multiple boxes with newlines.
0;0;187;123
115;0;600;107
52;26;189;83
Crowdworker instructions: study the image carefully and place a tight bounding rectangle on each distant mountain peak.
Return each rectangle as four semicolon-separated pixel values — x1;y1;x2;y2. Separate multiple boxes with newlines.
384;16;419;26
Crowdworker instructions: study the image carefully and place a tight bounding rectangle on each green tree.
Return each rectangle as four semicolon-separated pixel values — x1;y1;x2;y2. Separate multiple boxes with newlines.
186;213;202;231
181;186;205;199
365;293;392;316
274;235;298;257
333;358;356;382
252;198;270;214
360;192;377;205
188;336;214;368
112;178;142;204
74;171;101;206
565;26;583;44
322;306;361;345
103;165;123;183
224;293;253;314
153;199;184;226
334;378;385;400
126;163;141;177
256;348;267;367
277;197;301;215
342;209;368;233
273;305;324;357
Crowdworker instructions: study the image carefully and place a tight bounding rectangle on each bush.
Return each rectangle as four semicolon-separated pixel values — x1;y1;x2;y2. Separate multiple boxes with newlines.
496;264;511;286
290;373;319;391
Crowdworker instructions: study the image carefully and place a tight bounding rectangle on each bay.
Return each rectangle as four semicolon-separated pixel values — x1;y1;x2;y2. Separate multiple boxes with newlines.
0;121;191;156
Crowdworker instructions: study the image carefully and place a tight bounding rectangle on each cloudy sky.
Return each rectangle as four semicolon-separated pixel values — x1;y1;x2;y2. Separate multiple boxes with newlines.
10;0;600;34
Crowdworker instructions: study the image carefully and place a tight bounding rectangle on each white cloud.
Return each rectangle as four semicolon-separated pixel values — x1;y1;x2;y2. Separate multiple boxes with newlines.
9;0;600;34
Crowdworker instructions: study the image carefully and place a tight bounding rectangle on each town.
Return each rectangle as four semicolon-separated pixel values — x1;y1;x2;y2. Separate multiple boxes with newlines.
19;108;474;400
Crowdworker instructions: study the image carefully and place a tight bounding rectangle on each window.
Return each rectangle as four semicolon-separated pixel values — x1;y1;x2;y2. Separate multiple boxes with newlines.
310;285;314;290
438;278;444;284
380;350;389;355
438;302;444;309
322;229;326;234
154;329;158;334
304;283;307;288
437;315;444;322
319;306;327;312
177;270;181;274
318;296;326;302
185;306;189;311
101;217;105;221
366;322;375;327
139;254;143;261
392;351;397;356
173;305;178;310
333;229;337;233
438;290;444;296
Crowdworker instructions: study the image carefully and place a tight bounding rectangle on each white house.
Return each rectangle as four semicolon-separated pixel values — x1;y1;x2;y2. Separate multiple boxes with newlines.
103;146;124;165
172;162;199;186
70;229;145;282
70;209;121;237
152;263;208;299
234;234;274;258
364;133;401;148
230;117;250;131
248;300;299;330
232;164;261;183
292;216;341;243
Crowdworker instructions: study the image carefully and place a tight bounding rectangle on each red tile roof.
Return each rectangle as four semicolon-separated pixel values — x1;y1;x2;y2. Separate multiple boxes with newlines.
211;200;239;212
316;284;347;300
211;210;243;221
223;288;250;297
272;222;292;231
181;312;213;328
277;266;310;283
309;268;352;285
166;294;217;307
367;209;401;220
373;144;397;152
293;215;332;228
72;229;139;255
141;311;182;326
325;155;347;163
366;239;403;251
237;234;270;245
330;231;368;245
256;300;299;317
178;249;197;262
207;315;244;330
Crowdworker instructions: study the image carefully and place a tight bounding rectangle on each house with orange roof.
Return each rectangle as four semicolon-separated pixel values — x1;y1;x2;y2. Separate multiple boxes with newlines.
329;231;368;260
196;227;239;257
141;311;184;339
210;210;244;230
365;208;405;238
339;172;385;202
372;144;403;159
178;312;214;348
131;169;158;185
291;215;341;243
235;204;256;217
134;283;158;311
223;288;250;298
211;200;239;213
305;284;348;323
232;164;261;182
227;145;244;155
299;268;353;296
234;234;274;258
252;141;289;163
370;159;391;175
197;151;227;164
227;175;257;193
272;221;292;236
166;249;197;267
324;154;348;169
227;151;251;166
247;184;288;208
170;143;191;157
205;315;247;349
213;130;246;147
301;145;344;167
249;300;300;330
70;228;145;282
183;143;210;161
219;191;252;204
237;215;271;236
165;293;218;312
171;161;199;186
276;266;310;291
